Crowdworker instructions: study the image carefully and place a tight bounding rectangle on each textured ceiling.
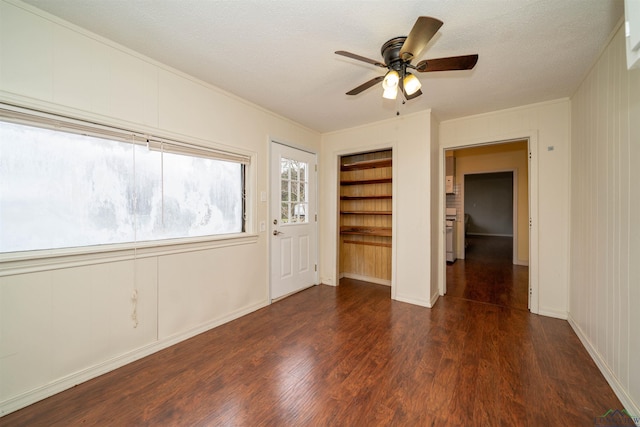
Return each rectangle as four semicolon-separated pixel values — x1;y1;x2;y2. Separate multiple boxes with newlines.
22;0;624;133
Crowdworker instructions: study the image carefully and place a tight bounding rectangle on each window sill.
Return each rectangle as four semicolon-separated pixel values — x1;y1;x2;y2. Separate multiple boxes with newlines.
0;233;259;277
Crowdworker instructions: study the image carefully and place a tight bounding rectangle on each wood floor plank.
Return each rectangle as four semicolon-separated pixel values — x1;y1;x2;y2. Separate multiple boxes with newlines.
0;278;630;426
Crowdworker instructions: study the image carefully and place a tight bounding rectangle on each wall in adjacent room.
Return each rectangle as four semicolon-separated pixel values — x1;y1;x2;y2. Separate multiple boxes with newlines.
569;25;640;416
464;172;514;236
0;0;320;415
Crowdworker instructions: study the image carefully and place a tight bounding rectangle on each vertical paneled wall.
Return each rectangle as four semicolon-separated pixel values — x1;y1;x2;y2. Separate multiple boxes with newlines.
569;26;640;413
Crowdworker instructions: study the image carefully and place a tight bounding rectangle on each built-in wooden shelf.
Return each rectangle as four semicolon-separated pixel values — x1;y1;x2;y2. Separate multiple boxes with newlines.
340;211;392;215
340;178;392;186
339;151;392;282
341;158;392;171
340;226;392;237
340;195;392;200
343;239;392;248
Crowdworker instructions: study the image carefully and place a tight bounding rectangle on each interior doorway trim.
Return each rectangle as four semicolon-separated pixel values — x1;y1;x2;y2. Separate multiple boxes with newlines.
330;142;398;300
439;133;539;314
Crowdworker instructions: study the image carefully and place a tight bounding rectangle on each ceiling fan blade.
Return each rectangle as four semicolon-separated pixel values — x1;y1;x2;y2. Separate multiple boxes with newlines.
335;51;387;68
345;76;385;95
399;16;443;62
416;54;479;72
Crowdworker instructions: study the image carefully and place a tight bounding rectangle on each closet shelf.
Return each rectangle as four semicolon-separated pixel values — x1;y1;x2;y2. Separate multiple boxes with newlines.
340;226;392;237
340;211;392;215
340;195;392;200
340;178;392;186
341;158;392;171
343;239;392;248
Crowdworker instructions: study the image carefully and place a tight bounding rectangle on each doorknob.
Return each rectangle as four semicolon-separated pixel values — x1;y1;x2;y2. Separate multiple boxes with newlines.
273;230;284;236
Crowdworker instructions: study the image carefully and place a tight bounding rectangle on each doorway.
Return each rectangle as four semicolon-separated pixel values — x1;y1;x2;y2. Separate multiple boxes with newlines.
443;140;530;311
270;141;318;300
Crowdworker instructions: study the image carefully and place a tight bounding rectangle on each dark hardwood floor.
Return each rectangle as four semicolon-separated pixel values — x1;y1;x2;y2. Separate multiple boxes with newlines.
1;279;626;426
446;235;529;310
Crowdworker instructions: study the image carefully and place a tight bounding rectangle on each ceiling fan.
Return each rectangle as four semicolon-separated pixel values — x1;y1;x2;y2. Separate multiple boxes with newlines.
335;16;478;100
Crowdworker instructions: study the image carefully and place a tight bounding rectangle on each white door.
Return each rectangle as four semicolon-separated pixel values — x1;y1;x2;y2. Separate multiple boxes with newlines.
270;142;317;300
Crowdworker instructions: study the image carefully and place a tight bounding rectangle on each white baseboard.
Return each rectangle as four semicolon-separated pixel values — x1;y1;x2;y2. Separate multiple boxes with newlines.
341;273;391;286
394;293;431;308
320;275;337;286
320;280;337;287
430;292;440;307
0;299;270;417
568;314;640;423
537;308;568;320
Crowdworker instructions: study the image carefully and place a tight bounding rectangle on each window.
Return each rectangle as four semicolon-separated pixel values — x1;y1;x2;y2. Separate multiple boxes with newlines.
0;107;249;253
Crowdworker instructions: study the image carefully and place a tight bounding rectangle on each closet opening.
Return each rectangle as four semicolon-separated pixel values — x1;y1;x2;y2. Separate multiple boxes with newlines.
338;149;393;288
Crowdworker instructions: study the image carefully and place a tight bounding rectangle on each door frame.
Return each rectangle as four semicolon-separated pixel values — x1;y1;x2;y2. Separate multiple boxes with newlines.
439;134;539;314
269;139;318;302
331;142;398;299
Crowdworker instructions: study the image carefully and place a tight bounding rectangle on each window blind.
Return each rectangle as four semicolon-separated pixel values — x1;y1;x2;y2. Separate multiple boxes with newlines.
0;103;251;164
146;139;250;164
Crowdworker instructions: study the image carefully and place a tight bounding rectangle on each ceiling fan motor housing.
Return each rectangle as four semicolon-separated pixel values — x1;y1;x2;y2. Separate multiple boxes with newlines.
381;37;408;70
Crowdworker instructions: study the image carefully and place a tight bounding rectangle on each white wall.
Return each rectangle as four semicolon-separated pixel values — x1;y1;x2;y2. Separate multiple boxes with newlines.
429;116;440;303
569;25;640;415
0;0;320;415
319;110;437;307
439;99;571;318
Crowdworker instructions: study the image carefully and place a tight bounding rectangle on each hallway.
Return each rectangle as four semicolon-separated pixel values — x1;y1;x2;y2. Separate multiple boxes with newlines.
446;235;529;310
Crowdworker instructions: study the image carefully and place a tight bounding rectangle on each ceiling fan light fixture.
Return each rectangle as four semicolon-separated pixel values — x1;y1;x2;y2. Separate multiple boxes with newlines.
403;73;422;95
382;85;398;100
382;70;400;89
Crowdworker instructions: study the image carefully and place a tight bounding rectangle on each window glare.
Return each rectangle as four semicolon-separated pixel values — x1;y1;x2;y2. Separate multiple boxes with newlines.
138;151;242;241
0;120;244;253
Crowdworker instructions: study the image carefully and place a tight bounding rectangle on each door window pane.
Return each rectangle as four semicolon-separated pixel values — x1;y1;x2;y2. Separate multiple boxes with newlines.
279;156;308;224
281;180;289;202
281;202;289;222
